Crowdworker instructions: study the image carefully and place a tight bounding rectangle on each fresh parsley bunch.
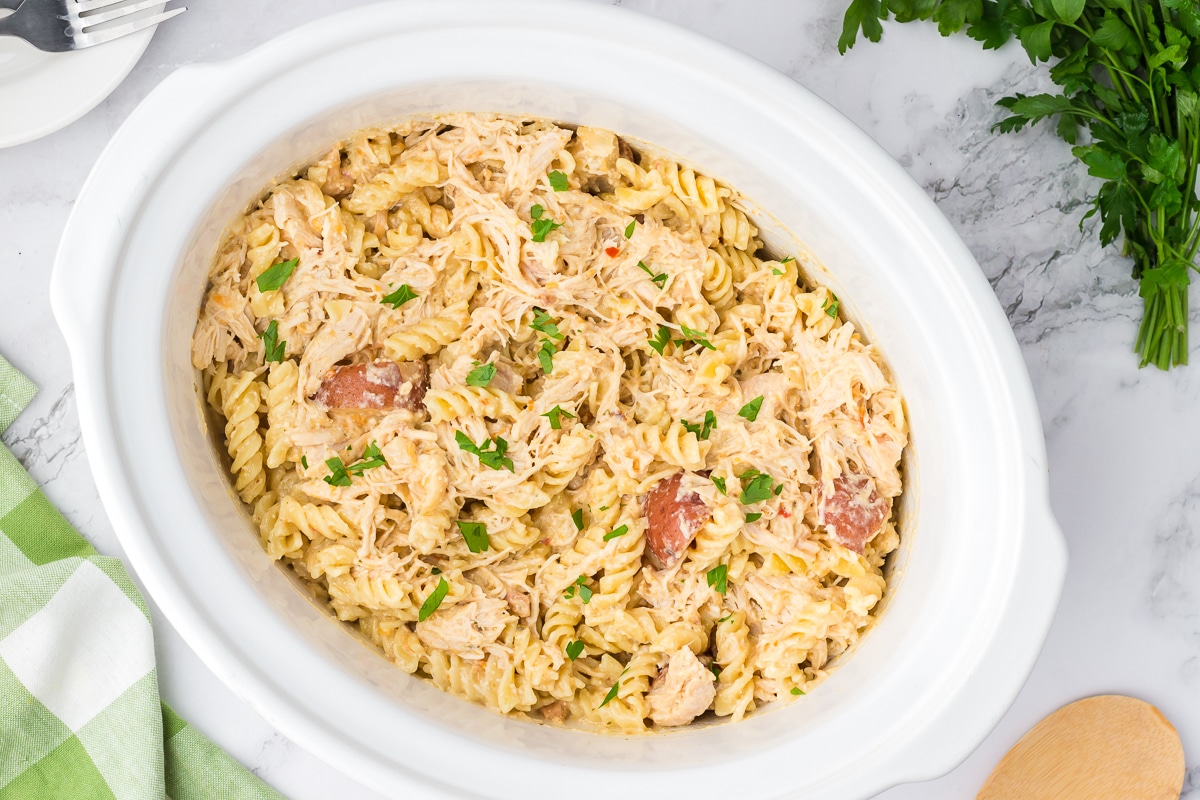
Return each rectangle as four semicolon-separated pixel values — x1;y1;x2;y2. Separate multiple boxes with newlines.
841;0;1200;369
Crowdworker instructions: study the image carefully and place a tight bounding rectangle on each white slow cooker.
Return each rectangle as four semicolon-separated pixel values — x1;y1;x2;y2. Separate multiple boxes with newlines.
50;3;1066;798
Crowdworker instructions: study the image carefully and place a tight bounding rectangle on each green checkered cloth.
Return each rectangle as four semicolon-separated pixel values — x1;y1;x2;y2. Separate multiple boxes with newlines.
0;355;285;800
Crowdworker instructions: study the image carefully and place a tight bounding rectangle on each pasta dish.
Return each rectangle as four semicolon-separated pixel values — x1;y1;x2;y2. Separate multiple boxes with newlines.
191;113;907;731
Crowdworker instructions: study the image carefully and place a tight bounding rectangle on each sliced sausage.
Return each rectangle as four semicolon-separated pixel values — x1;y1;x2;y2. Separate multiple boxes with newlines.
819;473;891;554
616;135;635;163
311;359;427;411
644;472;709;569
540;700;569;723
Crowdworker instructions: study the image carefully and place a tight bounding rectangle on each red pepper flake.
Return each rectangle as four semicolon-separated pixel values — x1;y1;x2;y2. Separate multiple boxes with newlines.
605;247;620;257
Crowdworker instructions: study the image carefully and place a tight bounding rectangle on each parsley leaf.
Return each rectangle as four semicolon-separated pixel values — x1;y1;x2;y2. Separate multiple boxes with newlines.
347;441;387;475
529;204;563;242
565;640;585;660
772;268;784;276
454;430;515;472
681;410;717;440
781;255;795;264
256;258;297;292
745;512;762;523
739;470;776;504
465;362;496;387
418;577;449;621
822;295;840;318
600;680;621;708
738;396;764;422
530;309;565;340
301;455;308;469
548;170;570;191
456;520;490;553
637;261;668;288
603;524;629;541
542;404;575;430
564;575;592;602
571;508;585;531
323;456;351;487
381;284;418;309
709;663;722;678
624;220;636;238
707;564;728;595
259;320;285;363
648;325;672;355
675;326;717;351
712;475;727;495
790;687;805;696
538;340;556;374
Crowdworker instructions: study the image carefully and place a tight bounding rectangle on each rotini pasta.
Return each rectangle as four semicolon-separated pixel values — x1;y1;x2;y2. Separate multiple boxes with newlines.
194;113;907;732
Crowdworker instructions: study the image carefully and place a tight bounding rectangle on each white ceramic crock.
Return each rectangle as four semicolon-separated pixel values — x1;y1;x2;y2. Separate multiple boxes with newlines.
50;2;1066;798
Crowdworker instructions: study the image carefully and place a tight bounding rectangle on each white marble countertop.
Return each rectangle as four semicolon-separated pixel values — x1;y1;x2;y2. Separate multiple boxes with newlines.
2;0;1197;797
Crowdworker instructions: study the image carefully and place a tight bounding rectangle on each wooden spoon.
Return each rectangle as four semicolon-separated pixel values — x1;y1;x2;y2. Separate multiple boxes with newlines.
978;695;1184;800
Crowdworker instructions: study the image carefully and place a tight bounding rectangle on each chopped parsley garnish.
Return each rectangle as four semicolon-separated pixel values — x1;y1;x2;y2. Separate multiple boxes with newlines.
599;681;621;708
323;457;351;487
259;320;285;363
675;326;716;351
624;220;636;238
530;309;565;340
465;362;496;387
598;505;609;512
680;410;717;441
707;564;728;595
529;204;563;242
637;261;667;288
603;524;629;542
381;284;418;309
564;575;592;603
301;455;308;469
738;469;777;504
745;512;762;523
772;268;784;276
717;613;732;623
790;687;805;696
565;640;585;661
348;441;387;475
781;256;795;264
712;475;727;495
538;340;556;374
418;577;449;622
822;295;839;318
774;483;783;496
431;567;442;575
709;663;722;678
648;325;672;355
738;396;764;422
542;404;575;430
454;430;515;472
256;258;297;292
548;170;570;191
323;442;387;485
456;520;490;553
571;508;585;531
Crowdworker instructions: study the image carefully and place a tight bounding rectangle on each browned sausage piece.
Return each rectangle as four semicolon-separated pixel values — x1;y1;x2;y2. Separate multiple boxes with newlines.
644;472;710;569
616;135;635;163
540;700;569;723
819;474;891;554
311;360;427;411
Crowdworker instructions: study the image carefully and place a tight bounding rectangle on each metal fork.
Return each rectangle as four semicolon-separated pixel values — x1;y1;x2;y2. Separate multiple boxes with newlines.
0;0;185;52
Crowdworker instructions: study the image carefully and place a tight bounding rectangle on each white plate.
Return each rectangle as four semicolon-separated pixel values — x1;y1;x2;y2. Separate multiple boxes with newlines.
0;4;158;149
